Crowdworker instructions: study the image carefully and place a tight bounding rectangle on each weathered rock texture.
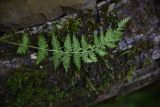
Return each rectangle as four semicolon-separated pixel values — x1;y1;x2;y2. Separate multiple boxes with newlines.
0;0;96;32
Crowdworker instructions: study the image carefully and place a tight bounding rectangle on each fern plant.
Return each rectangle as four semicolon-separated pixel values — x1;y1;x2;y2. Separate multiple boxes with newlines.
17;18;130;72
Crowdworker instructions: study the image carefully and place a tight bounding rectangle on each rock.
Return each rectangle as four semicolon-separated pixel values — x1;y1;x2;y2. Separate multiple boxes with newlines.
0;0;97;32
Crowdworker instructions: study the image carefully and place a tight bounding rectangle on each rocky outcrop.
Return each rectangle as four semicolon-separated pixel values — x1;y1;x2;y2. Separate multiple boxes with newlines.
0;0;160;107
0;0;96;32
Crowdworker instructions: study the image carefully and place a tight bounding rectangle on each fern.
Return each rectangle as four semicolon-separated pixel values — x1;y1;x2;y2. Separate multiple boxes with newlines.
105;29;117;48
51;32;62;70
115;17;130;38
81;35;93;63
94;32;106;56
117;17;130;31
36;36;48;65
89;52;97;62
17;18;130;71
62;35;72;72
17;33;29;54
72;35;81;70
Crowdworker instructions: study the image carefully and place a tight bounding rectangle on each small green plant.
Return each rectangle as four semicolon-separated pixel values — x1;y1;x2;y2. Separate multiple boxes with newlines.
17;18;130;72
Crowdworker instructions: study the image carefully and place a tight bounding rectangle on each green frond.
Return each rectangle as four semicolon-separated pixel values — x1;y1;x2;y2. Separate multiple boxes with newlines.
64;34;72;52
113;30;122;41
105;29;115;41
51;32;62;70
73;35;81;70
62;35;72;72
15;17;129;71
62;54;71;72
82;54;93;63
81;35;89;50
105;29;119;48
117;17;130;31
81;35;92;63
99;32;106;45
89;52;97;62
36;36;48;65
96;48;106;56
94;33;106;56
17;33;30;54
105;38;117;48
114;18;130;40
94;32;99;46
104;18;129;49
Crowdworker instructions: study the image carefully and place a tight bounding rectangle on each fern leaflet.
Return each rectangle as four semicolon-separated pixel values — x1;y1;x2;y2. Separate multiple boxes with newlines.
89;52;97;62
73;35;81;70
17;33;29;54
51;32;62;70
118;17;130;31
105;29;117;48
36;36;48;65
81;35;92;63
62;35;72;72
94;33;106;56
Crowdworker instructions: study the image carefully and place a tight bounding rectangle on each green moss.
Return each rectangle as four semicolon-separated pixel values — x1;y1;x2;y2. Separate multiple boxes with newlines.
6;69;68;107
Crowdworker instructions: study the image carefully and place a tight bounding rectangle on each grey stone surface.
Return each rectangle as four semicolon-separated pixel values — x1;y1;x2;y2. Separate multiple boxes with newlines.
0;0;97;32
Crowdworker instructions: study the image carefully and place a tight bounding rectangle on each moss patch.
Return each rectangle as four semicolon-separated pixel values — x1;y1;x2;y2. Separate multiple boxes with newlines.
5;69;68;107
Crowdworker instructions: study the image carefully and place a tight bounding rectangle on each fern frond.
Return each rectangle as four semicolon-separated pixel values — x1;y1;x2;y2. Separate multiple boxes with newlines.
113;17;130;40
117;17;130;30
89;52;97;62
99;32;107;52
94;33;106;56
99;32;106;45
62;35;72;72
105;18;130;49
15;18;130;71
105;28;117;48
36;36;48;65
81;35;92;63
17;33;29;54
51;32;62;70
94;32;99;46
106;29;116;41
98;49;107;56
73;35;81;70
111;18;130;45
81;35;89;51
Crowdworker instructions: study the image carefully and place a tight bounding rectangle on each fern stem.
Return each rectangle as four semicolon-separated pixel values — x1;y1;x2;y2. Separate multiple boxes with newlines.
2;40;92;54
2;34;112;55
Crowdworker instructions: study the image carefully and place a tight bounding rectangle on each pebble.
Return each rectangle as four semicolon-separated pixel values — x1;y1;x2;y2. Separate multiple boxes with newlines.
30;53;37;60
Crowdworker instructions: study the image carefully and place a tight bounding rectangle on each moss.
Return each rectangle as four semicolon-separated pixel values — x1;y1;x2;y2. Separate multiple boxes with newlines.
6;69;68;107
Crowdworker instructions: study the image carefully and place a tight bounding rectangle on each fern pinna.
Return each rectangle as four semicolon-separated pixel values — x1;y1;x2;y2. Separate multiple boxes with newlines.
17;18;130;72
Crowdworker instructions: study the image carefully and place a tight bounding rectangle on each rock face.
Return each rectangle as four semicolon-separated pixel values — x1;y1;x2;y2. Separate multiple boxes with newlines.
0;0;96;32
